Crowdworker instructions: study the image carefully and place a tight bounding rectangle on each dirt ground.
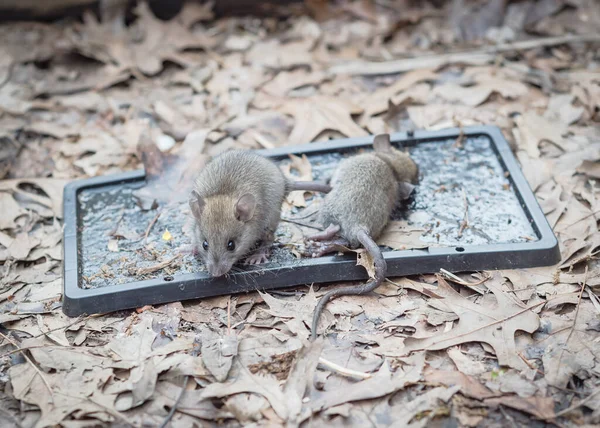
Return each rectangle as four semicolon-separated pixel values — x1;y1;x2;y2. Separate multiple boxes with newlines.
1;0;600;427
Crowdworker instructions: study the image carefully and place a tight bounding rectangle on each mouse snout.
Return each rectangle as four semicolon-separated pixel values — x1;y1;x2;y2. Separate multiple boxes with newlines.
206;258;233;278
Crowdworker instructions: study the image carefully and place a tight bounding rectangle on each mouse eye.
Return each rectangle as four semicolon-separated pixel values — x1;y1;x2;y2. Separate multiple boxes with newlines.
202;240;209;251
227;240;235;251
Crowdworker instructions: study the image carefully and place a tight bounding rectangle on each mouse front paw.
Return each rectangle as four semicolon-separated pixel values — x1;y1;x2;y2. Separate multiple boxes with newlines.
244;248;271;265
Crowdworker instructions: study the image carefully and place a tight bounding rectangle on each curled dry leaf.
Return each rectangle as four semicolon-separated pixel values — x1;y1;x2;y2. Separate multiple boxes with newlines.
0;178;66;219
201;333;239;382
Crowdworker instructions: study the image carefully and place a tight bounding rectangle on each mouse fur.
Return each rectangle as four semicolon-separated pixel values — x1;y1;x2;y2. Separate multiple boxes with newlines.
320;153;398;247
308;134;418;340
189;149;330;277
190;150;287;277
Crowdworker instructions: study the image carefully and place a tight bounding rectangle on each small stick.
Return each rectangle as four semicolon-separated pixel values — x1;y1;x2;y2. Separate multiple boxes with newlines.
440;268;490;287
517;352;544;376
453;125;465;149
159;376;189;428
136;254;181;276
555;265;588;378
58;391;139;428
548;387;600;419
280;218;323;230
0;331;54;403
318;357;372;380
107;209;125;236
458;188;469;238
143;209;162;243
227;296;231;335
32;314;88;339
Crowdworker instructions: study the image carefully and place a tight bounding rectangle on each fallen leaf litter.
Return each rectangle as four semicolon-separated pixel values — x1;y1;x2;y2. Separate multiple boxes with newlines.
1;0;600;427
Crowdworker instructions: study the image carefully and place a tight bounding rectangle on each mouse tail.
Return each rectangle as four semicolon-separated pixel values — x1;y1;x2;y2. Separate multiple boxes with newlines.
310;228;387;341
286;180;332;194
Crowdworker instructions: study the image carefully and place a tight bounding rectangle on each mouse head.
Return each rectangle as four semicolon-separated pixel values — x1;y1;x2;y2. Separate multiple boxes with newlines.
189;191;258;277
373;134;419;184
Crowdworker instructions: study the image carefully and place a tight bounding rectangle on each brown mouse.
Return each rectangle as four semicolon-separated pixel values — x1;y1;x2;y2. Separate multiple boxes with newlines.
306;134;418;340
189;149;330;277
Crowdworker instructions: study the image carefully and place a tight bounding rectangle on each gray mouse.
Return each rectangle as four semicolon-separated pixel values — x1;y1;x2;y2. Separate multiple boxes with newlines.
189;149;330;277
306;134;418;340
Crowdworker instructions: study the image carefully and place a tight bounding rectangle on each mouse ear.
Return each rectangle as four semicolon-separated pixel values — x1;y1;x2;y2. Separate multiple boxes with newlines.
189;190;205;220
373;134;393;153
235;193;256;222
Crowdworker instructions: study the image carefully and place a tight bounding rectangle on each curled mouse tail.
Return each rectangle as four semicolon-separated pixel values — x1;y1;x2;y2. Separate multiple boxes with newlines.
310;228;387;341
285;180;332;194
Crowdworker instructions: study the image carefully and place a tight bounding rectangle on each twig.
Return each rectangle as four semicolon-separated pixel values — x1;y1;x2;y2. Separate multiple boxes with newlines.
280;217;322;230
159;376;190;428
561;209;600;231
107;209;125;236
555;265;588;379
423;300;547;348
32;314;89;339
549;388;600;419
318;357;372;380
440;268;490;287
227;296;231;336
458;188;469;238
58;391;139;428
453;125;465;149
330;34;600;75
1;344;68;358
517;352;544;376
143;209;162;243
0;331;54;403
136;254;181;276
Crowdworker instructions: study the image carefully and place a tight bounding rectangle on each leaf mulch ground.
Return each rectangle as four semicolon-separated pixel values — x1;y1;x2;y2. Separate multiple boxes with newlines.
1;1;600;427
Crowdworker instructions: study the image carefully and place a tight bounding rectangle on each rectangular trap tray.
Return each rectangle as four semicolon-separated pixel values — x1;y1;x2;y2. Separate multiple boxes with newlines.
62;126;560;317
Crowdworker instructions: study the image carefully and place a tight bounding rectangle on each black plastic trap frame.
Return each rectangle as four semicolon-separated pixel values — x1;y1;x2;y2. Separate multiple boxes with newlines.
62;126;560;316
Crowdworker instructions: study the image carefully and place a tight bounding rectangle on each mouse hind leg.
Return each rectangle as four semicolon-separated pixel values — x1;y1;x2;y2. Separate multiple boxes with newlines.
307;224;340;241
305;238;350;258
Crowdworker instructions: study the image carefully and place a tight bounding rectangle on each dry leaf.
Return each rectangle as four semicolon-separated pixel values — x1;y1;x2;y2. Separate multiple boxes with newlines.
387;385;460;427
355;248;375;279
404;274;540;371
280;96;367;145
362;69;438;117
515;111;567;158
201;333;239;383
577;160;600;179
377;221;429;250
425;368;496;400
434;78;528;107
281;154;313;207
70;2;215;77
306;354;425;418
262;70;328;97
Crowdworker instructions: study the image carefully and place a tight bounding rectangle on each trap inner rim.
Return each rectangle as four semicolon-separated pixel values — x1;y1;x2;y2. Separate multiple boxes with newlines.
62;126;560;317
